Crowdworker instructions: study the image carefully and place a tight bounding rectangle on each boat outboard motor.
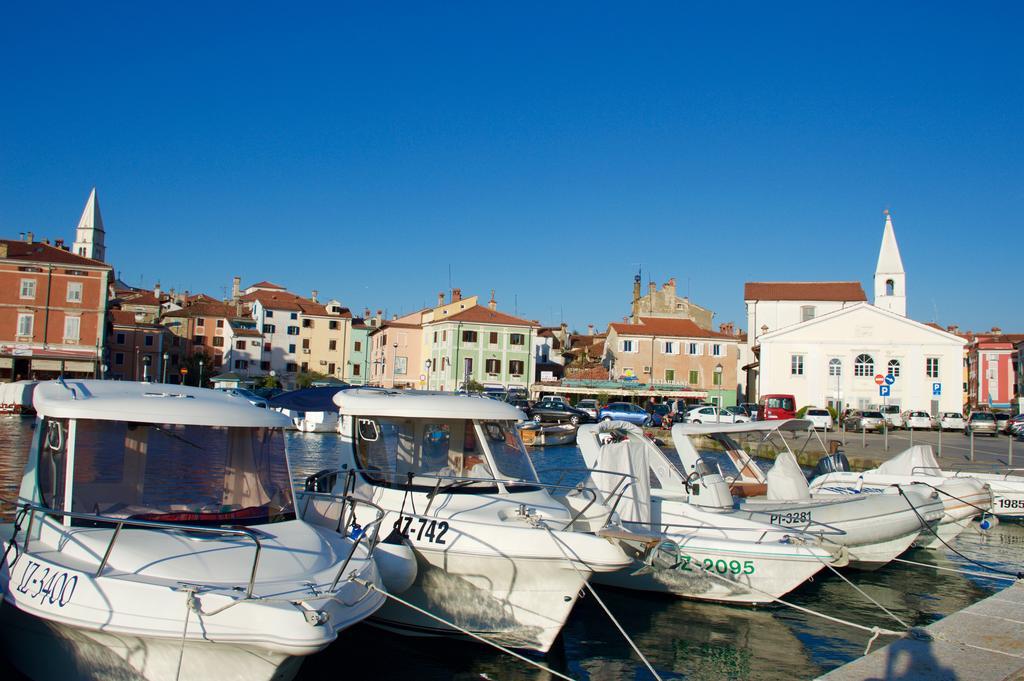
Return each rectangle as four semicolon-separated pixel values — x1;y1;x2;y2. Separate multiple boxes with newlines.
812;451;851;478
304;469;338;493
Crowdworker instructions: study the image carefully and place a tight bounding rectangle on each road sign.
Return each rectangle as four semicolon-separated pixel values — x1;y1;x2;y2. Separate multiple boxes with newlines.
879;385;891;397
874;374;886;386
932;382;941;396
180;368;188;374
884;374;895;386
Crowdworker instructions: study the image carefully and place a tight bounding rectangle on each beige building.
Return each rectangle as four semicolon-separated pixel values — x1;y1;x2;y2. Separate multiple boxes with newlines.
630;276;714;329
298;296;353;380
369;321;424;388
606;317;741;406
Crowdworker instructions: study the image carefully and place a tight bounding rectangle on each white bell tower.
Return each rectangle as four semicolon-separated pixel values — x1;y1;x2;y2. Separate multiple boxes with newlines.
873;209;906;316
72;187;106;262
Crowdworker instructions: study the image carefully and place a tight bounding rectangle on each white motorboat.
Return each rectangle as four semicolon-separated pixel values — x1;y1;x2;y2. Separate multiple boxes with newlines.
293;409;340;433
0;379;36;414
670;421;945;568
809;445;994;548
567;421;839;604
941;469;1024;518
0;380;390;681
298;389;631;653
517;422;577;446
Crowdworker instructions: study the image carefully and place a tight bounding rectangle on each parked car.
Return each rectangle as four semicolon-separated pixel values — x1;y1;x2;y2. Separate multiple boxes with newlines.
598;402;653;426
841;410;886;432
933;412;965;430
740;403;759;420
965;411;998;437
876;404;905;429
222;387;269;409
994;413;1011;434
507;397;533;412
758;394;796;421
803;407;834;430
1009;415;1024;437
575;399;599;419
724;405;750;420
528;400;593;426
902;410;932;430
684;405;751;424
647;403;677;427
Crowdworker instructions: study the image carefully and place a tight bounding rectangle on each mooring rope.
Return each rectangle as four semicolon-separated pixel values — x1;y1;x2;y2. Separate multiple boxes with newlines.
892;556;1018;581
810;549;911;630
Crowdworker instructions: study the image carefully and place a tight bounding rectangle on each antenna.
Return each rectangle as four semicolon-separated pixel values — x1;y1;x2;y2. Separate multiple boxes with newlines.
448;264;452;293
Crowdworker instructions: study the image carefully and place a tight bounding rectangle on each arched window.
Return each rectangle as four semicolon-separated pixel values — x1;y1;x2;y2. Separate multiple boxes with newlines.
887;359;901;377
854;354;874;377
885;279;895;296
828;358;842;376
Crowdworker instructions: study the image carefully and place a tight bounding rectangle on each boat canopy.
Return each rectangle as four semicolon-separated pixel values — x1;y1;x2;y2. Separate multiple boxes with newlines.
33;380;292;428
874;444;942;476
335;389;526;420
269;386;349;412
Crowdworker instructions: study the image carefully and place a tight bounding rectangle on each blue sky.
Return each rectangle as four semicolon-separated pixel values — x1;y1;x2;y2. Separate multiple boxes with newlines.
1;3;1020;333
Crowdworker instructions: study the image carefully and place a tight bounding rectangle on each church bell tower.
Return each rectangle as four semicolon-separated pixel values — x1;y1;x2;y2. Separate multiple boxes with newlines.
873;209;906;316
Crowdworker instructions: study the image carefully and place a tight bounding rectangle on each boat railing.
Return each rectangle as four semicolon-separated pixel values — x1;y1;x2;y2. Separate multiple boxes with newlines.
536;466;637;529
937;464;1024;481
625;516;843;543
0;495;266;599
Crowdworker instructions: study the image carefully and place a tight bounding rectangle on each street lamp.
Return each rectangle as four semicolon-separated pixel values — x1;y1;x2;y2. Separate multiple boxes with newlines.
162;352;169;383
391;342;399;388
142;355;152;382
714;363;723;421
198;358;204;387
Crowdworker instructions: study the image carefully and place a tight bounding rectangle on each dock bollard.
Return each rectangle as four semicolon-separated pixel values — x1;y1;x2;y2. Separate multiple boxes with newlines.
862;425;866;448
909;425;913;447
938;423;942;457
970;430;975;462
884;422;888;451
1009;431;1014;466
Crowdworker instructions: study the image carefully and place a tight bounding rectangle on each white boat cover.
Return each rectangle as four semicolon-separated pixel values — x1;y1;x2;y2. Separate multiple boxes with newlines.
0;380;35;410
766;451;811;501
581;421;652;525
874;445;942;476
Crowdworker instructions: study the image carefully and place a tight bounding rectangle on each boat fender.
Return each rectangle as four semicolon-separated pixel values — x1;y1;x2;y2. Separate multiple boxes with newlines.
373;529;418;594
979;514;999;531
854;475;865;494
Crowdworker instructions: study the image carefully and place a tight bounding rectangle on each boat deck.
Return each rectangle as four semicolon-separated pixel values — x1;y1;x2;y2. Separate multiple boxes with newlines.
818;578;1024;680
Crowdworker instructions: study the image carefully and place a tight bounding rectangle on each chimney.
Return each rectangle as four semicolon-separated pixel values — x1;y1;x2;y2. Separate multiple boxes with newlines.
992;326;1002;335
947;324;959;334
363;307;371;318
26;231;33;244
231;276;241;301
154;282;161;300
719;322;734;336
392;314;398;321
438;292;445;306
648;280;656;295
451;288;462;303
488;289;496;311
666;278;677;294
55;238;64;248
631;275;641;322
311;290;319;303
587;324;594;336
623;316;629;324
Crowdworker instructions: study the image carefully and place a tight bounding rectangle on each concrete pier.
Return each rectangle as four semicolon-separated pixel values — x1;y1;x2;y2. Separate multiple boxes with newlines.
818;578;1024;680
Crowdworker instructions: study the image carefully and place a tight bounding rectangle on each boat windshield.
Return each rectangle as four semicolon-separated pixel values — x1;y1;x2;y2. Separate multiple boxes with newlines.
41;418;295;526
355;417;538;490
686;431;776;479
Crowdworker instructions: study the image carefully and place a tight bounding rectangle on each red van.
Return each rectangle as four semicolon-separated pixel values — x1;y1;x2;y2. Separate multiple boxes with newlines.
758;394;796;421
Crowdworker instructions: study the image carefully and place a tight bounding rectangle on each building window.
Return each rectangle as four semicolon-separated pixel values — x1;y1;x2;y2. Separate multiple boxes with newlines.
216;319;224;328
114;352;124;365
290;312;298;320
352;364;361;376
462;330;478;343
19;279;36;299
234;360;249;370
509;360;525;376
236;340;246;350
791;355;804;376
303;319;314;328
688;369;699;385
116;332;126;344
926;358;940;378
663;341;676;354
665;369;675;382
286;363;298;372
63;316;80;342
713;367;723;386
489;332;499;345
328;362;336;374
329;340;337;351
354;341;362;352
212;336;224;347
712;344;723;357
287;326;299;335
510;333;525;346
688;342;702;355
886;279;895;296
442;330;447;342
263;342;271;351
463;357;473;375
251;340;260;348
302;338;310;349
854;354;874;377
301;362;309;372
828;358;842;376
265;310;274;318
621;340;635;353
66;282;83;303
196;318;206;328
800;305;816;322
887;359;901;377
260;361;271;371
288;344;296;354
329;320;339;330
263;324;276;334
193;335;204;345
144;335;154;347
433;332;438;343
486;358;501;374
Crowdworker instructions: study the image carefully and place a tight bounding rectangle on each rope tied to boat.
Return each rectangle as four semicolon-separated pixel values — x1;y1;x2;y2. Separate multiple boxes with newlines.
1;503;29;572
347;575;578;681
174;584;199;681
894;484;1024;580
809;549;911;631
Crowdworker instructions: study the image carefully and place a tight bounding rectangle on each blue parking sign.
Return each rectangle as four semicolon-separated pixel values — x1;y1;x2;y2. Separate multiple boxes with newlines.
879;385;891;397
932;383;941;396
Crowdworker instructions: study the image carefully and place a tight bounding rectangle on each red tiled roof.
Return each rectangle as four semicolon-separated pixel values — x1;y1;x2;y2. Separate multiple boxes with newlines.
230;326;263;338
1;239;111;268
743;281;867;302
163;301;237;318
441;307;539;327
121;291;160;306
609;317;733;339
370;322;422;334
241;290;303;311
247;281;285;290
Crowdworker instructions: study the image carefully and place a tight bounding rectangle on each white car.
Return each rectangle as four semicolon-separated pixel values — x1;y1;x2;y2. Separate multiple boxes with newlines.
877;404;905;429
684;405;750;424
804;407;834;430
934;412;965;430
902;410;932;430
575;399;599;419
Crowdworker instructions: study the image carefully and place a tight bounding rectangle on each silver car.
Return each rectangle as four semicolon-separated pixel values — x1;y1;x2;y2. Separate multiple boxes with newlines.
965;411;998;437
842;410;886;432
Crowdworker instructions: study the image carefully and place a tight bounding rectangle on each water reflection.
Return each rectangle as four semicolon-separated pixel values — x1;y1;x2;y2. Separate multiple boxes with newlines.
0;419;1019;680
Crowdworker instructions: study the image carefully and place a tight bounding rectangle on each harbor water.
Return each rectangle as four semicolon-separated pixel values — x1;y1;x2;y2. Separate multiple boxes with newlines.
1;415;1021;680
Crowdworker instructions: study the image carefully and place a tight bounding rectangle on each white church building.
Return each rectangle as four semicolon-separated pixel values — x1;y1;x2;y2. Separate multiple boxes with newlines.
747;212;965;415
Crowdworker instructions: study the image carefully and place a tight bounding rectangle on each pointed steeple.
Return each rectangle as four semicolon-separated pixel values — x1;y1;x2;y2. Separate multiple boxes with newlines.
873;209;906;316
72;187;106;262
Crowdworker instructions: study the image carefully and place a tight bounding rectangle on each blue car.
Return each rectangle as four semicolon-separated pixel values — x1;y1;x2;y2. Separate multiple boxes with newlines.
598;402;653;426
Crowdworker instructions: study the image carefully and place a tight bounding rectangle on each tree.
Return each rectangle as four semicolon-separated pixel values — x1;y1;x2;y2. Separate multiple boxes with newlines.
296;371;329;389
181;351;214;387
464;378;485;393
255;374;281;389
